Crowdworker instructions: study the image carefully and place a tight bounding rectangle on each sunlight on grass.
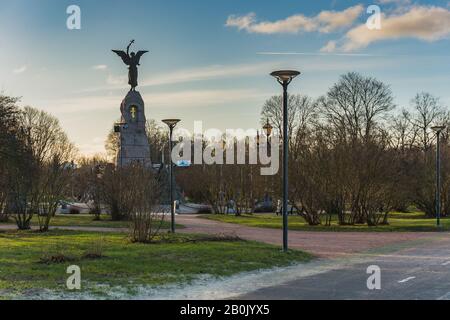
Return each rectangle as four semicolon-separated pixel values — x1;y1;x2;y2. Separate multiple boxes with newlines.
204;211;449;232
0;214;183;229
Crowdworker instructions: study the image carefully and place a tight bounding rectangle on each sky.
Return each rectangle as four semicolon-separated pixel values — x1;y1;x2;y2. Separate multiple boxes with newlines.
1;0;450;155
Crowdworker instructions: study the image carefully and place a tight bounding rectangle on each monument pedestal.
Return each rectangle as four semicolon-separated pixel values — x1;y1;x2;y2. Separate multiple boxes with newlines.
116;90;151;167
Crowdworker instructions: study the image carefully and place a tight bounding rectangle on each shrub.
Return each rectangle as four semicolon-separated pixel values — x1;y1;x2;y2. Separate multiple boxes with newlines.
39;244;76;264
83;237;105;259
121;165;166;243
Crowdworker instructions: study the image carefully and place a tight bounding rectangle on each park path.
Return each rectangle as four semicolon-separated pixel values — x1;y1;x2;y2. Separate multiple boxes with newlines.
0;215;440;258
175;215;439;258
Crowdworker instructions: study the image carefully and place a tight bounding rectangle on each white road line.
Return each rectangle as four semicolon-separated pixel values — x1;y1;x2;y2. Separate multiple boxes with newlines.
398;277;416;283
438;292;450;300
442;261;450;266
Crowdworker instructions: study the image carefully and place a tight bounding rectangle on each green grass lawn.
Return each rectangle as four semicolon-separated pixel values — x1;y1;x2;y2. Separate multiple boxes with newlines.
0;230;312;299
204;211;450;232
0;214;183;230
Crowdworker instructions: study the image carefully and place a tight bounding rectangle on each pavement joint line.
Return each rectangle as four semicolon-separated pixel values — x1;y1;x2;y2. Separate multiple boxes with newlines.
398;277;416;283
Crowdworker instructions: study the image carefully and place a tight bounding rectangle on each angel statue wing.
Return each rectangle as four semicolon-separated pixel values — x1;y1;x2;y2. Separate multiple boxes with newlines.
135;51;149;65
112;50;131;65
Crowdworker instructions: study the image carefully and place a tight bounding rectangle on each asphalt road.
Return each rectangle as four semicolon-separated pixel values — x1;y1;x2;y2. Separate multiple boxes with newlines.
239;233;450;300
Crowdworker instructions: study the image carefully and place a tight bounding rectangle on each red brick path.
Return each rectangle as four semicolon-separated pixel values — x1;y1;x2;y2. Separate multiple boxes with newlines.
177;215;438;258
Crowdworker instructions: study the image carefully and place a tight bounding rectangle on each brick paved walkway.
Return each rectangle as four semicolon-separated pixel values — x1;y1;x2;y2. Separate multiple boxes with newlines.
177;215;438;258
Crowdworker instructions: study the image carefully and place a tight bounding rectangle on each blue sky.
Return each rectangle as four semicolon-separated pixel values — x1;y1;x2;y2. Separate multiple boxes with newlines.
1;0;450;155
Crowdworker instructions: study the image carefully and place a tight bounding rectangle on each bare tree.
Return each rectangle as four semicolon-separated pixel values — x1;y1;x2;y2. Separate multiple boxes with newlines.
73;155;108;220
390;110;419;152
105;127;120;161
319;72;395;142
261;94;302;140
409;92;444;151
126;165;166;243
147;119;168;164
294;73;398;226
19;107;77;231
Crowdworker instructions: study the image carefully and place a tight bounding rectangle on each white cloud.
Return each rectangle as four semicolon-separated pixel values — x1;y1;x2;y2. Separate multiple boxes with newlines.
377;0;411;4
316;6;364;33
226;5;363;34
336;6;450;52
106;74;127;86
13;65;27;74
146;89;265;108
92;64;108;71
227;13;317;34
320;41;337;53
256;51;377;57
141;62;275;87
78;62;279;93
226;12;257;31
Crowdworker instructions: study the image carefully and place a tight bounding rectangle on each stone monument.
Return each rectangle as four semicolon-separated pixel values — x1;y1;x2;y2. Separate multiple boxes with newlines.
112;40;151;167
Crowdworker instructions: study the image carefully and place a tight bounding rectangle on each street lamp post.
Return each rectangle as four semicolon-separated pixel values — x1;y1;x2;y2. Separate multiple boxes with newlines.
162;119;181;233
432;125;446;228
270;70;300;252
263;119;273;203
263;118;273;157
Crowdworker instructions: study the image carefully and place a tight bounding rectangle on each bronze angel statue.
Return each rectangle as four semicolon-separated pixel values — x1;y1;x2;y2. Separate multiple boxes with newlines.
112;40;148;91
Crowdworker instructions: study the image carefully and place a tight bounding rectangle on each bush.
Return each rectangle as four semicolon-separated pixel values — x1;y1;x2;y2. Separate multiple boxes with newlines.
83;237;105;259
118;165;166;243
39;244;75;264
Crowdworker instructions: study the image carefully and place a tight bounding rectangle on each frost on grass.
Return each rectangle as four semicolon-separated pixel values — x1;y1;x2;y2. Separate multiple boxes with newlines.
3;255;372;300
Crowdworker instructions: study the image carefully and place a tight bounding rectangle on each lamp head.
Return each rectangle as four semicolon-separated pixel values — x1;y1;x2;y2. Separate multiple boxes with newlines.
162;119;181;129
270;70;301;83
431;125;446;133
114;122;127;133
263;119;273;136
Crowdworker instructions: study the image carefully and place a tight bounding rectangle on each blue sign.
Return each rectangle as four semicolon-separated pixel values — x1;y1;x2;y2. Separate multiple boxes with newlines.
176;160;191;167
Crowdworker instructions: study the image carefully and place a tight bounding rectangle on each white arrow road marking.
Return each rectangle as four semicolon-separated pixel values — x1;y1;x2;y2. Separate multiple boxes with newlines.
398;277;416;283
442;261;450;266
